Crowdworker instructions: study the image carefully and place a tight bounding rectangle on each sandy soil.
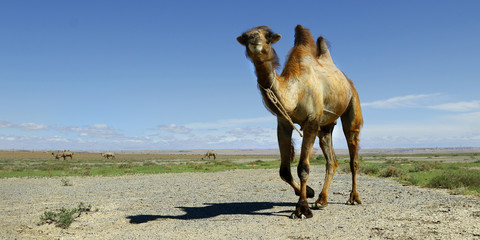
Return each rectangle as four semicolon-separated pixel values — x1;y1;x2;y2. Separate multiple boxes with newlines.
1;165;480;239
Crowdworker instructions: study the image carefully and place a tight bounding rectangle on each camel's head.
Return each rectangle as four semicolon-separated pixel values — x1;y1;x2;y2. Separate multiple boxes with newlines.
237;26;281;62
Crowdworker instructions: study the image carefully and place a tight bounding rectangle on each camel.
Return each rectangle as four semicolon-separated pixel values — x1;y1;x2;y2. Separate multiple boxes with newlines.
202;150;217;160
101;152;115;160
237;25;363;219
52;150;74;160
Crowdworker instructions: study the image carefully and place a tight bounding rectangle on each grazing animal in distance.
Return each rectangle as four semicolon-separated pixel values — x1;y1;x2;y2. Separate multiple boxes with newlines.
202;150;217;160
237;25;363;219
101;152;115;160
52;150;74;160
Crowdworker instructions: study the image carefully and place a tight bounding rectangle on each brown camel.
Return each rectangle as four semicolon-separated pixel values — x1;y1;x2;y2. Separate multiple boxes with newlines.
202;150;217;160
101;152;116;160
237;25;363;219
52;150;74;160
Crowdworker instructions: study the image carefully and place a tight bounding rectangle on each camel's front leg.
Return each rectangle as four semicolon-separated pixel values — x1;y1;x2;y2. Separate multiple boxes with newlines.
277;120;314;200
291;126;317;219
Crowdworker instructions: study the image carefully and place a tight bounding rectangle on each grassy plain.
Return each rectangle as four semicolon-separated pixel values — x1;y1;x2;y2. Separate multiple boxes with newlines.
0;151;280;178
1;150;479;196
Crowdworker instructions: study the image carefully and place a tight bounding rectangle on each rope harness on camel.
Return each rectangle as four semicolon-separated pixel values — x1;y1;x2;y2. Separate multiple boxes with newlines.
262;81;341;138
263;86;304;137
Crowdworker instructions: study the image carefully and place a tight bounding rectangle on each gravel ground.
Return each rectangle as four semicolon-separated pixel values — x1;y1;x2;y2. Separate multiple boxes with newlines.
1;166;480;239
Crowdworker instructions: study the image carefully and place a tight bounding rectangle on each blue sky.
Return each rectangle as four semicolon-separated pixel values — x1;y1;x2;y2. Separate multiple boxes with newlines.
1;1;480;150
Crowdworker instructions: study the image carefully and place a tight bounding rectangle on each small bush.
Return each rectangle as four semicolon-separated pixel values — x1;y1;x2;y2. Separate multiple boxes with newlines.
142;161;156;166
360;165;380;175
401;174;421;185
118;163;132;169
39;202;93;229
61;178;73;186
409;162;439;172
379;166;402;178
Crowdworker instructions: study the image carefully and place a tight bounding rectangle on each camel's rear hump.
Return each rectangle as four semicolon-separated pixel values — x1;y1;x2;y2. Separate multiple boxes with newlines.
316;36;334;65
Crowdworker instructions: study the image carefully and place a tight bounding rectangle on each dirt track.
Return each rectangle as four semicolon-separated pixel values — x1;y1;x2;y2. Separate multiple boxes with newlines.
1;166;480;239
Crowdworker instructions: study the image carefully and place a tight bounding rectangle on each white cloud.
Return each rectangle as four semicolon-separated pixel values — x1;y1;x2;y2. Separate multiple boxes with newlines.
357;111;480;148
59;124;125;139
362;94;440;109
91;124;109;129
157;124;191;134
227;126;269;136
186;116;275;129
0;121;12;128
17;122;48;131
429;100;480;112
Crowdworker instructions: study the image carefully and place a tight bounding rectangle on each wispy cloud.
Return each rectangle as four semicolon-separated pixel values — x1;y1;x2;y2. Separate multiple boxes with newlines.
186;117;275;129
429;100;480;112
362;94;440;109
227;126;269;136
0;121;12;128
0;121;50;131
354;110;480;148
157;124;192;134
17;122;49;131
363;94;480;113
58;124;126;139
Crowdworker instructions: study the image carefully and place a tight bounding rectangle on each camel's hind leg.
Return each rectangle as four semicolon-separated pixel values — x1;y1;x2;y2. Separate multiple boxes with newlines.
313;122;337;209
341;96;363;205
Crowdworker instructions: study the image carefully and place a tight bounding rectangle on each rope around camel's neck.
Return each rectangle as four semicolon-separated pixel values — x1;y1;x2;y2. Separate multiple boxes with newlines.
254;59;303;137
262;85;303;137
255;58;340;138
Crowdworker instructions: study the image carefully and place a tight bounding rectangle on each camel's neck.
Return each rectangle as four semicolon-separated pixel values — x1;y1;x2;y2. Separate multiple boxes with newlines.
253;60;277;90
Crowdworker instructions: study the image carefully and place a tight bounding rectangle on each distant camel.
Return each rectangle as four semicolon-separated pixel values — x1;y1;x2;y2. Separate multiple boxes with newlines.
101;152;115;160
237;25;363;219
202;150;217;160
52;150;74;160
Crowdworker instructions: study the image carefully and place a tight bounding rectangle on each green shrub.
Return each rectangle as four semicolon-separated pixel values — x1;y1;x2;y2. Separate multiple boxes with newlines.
360;165;380;175
409;162;439;172
380;166;402;178
427;170;480;190
61;178;72;186
400;174;421;185
39;202;93;229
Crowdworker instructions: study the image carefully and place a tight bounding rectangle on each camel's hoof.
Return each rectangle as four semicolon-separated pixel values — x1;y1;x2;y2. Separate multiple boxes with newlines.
295;186;315;198
312;201;328;209
290;200;313;219
347;191;362;205
290;212;308;219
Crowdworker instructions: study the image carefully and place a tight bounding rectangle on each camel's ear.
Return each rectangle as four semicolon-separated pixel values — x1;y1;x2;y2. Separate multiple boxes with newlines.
270;34;281;44
237;35;247;45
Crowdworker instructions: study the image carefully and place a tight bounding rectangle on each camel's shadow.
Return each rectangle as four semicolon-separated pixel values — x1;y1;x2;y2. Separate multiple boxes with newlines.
127;202;293;224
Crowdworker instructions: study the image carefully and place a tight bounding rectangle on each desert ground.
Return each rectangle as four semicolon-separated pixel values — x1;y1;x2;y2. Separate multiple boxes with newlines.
1;149;480;240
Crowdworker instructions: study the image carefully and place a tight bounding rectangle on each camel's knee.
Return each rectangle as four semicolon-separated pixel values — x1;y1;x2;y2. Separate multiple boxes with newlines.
297;163;310;181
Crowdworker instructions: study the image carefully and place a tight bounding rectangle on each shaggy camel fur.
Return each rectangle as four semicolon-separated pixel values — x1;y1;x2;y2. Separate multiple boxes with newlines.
202;150;217;160
237;25;363;219
52;150;74;160
101;152;115;160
